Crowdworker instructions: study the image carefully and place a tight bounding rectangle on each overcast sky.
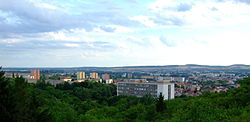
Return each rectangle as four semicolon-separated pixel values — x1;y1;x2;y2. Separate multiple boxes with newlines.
1;0;250;67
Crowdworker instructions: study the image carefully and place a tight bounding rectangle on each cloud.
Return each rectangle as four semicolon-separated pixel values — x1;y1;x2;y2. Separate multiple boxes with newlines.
0;0;137;36
45;31;82;42
0;16;5;22
235;0;250;4
100;26;116;32
159;36;176;47
177;3;193;12
63;43;80;48
123;0;137;3
0;38;23;44
1;0;250;67
147;0;250;27
0;0;69;33
130;16;157;27
0;34;116;55
151;15;185;26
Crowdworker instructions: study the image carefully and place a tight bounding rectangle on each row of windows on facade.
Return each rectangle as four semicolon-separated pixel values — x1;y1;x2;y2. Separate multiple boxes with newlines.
118;83;157;88
118;87;157;91
118;91;157;95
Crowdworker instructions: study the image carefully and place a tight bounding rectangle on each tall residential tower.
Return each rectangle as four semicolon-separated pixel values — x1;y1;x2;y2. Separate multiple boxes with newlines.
90;72;99;79
77;72;85;80
31;70;40;80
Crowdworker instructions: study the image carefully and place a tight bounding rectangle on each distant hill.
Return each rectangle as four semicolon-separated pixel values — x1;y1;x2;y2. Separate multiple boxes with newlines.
230;64;249;66
3;64;250;72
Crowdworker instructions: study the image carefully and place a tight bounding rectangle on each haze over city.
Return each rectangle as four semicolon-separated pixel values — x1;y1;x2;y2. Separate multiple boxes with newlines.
1;0;250;67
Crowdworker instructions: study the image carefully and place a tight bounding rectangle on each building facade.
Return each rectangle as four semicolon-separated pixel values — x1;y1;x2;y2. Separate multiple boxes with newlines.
157;77;185;82
31;70;40;80
90;72;99;79
117;82;174;100
77;72;85;80
102;73;111;80
104;79;113;84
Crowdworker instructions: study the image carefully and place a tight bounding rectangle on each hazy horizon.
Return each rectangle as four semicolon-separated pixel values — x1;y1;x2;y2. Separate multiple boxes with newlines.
1;0;250;67
2;63;250;68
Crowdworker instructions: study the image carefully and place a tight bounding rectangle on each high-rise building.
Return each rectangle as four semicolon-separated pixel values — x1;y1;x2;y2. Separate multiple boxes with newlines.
90;72;99;79
117;81;175;100
77;72;85;80
102;73;110;80
31;70;40;80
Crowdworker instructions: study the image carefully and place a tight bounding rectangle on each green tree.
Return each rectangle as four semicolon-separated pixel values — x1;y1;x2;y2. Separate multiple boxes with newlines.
156;93;165;112
12;76;33;121
140;94;155;105
0;68;14;121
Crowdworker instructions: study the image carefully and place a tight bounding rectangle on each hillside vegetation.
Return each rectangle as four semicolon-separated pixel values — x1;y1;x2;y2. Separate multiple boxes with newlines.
1;69;250;122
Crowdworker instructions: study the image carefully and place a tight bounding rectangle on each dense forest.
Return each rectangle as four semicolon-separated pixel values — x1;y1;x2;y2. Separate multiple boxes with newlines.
1;69;250;122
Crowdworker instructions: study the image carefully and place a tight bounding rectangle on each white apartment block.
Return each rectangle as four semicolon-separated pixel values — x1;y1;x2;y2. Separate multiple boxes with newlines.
117;81;174;100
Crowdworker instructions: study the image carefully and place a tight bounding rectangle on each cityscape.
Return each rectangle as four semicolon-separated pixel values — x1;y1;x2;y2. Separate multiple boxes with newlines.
3;64;249;98
1;0;250;121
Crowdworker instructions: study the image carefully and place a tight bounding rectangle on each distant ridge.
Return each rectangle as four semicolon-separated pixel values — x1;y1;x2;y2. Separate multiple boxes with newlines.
3;64;250;72
185;64;204;66
230;64;250;66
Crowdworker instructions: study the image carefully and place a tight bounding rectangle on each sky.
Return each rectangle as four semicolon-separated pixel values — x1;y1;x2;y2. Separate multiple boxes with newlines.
1;0;250;67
